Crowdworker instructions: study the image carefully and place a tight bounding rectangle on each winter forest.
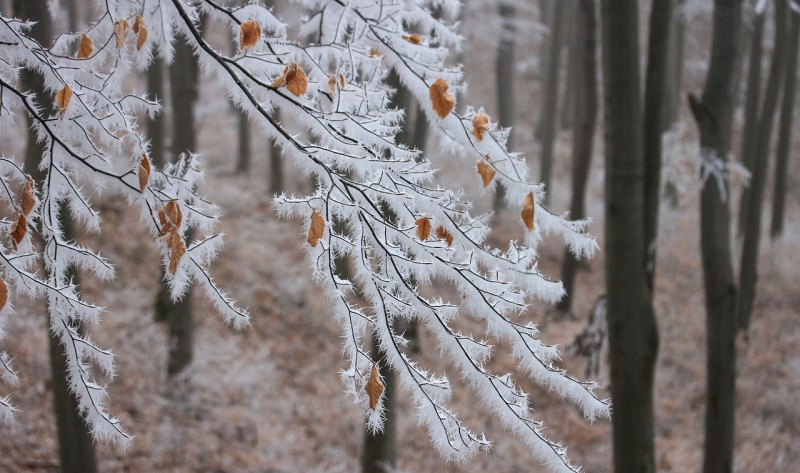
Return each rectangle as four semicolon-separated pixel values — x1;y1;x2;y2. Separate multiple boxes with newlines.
0;0;797;471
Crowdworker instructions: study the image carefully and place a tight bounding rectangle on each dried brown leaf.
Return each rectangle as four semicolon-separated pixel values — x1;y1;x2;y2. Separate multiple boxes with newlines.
307;209;325;247
328;74;336;94
365;363;384;410
476;160;496;188
165;200;182;227
55;86;72;118
10;213;26;249
402;33;422;44
21;176;35;216
77;33;93;59
339;73;346;89
239;19;261;51
369;47;382;57
136;23;148;51
0;277;7;311
435;225;454;247
521;192;535;232
285;63;308;96
415;216;431;241
138;154;151;193
114;19;129;48
471;113;490;141
132;15;144;33
429;79;455;118
167;231;186;275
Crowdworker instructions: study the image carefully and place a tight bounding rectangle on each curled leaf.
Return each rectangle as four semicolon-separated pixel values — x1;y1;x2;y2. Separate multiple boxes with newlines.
272;62;308;97
55;86;72;119
328;75;336;94
165;200;182;228
136;23;148;51
167;231;187;275
415;216;431;241
521;192;535;232
21;176;35;216
365;363;384;410
138;154;151;193
402;33;422;44
239;19;261;51
10;213;26;249
476;160;496;188
307;209;325;247
471;113;490;141
435;225;454;247
132;15;144;34
77;33;93;59
429;79;455;118
114;19;129;47
0;277;7;311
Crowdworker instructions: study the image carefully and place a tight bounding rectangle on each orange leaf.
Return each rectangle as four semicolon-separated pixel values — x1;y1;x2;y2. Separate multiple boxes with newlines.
415;216;431;241
10;213;26;249
365;363;384;410
307;209;325;247
77;33;93;59
114;19;129;48
402;33;422;44
476;160;496;188
429;79;455;118
165;200;182;227
167;231;186;275
55;86;72;118
521;192;535;232
435;225;454;247
339;73;346;89
328;74;336;94
136;23;148;51
471;113;490;141
239;19;261;51
138;154;151;193
0;276;7;311
272;62;308;97
21;176;35;216
369;47;382;57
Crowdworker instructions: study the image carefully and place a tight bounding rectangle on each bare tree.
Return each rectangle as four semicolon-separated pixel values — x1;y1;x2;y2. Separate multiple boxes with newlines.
539;0;565;206
494;0;516;211
688;1;743;471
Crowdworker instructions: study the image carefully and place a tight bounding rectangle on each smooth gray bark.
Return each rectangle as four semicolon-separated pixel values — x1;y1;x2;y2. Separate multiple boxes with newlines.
539;0;565;206
237;112;251;173
688;3;743;471
269;109;284;195
558;0;597;313
147;51;167;167
13;1;98;471
770;13;799;239
494;0;516;211
600;1;659;472
643;0;674;290
663;0;686;129
737;0;788;331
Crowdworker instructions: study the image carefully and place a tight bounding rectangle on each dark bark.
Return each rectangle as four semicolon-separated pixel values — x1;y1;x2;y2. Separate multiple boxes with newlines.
770;13;799;239
600;1;659;472
13;1;98;471
361;333;397;473
539;0;566;206
269;109;284;195
165;34;200;377
494;0;516;211
737;0;788;331
560;0;578;130
662;0;686;130
147;51;167;168
66;0;78;32
558;0;597;313
688;3;743;472
643;0;674;291
737;10;766;236
236;112;251;173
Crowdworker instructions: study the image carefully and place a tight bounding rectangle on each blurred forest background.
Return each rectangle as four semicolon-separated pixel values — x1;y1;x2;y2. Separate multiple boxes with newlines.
0;0;798;472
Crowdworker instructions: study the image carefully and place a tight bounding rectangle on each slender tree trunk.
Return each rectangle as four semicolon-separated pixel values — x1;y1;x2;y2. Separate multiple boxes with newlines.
165;34;199;377
688;3;743;472
237;112;251;173
737;9;766;236
494;0;516;211
643;0;674;291
737;0;788;331
600;1;659;472
361;332;397;473
662;0;686;130
269;109;284;195
147;51;167;167
560;0;578;130
13;1;98;471
539;0;566;206
770;13;799;239
558;0;597;313
65;0;78;32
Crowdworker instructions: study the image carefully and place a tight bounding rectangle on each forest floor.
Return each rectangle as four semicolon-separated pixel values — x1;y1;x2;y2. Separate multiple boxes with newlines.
0;3;799;473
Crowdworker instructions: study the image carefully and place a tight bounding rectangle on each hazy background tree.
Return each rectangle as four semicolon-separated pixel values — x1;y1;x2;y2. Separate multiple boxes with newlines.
538;0;565;206
494;0;516;211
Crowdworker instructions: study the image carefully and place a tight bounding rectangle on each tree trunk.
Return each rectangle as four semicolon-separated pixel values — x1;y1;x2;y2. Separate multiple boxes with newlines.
237;112;251;173
557;0;597;313
147;51;167;167
539;0;566;206
737;0;788;331
600;1;659;472
770;13;799;239
494;0;516;211
361;332;397;473
688;2;743;472
269;109;284;195
662;0;686;130
643;0;674;291
65;0;78;32
13;1;98;471
737;10;766;236
560;0;578;130
165;34;200;377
